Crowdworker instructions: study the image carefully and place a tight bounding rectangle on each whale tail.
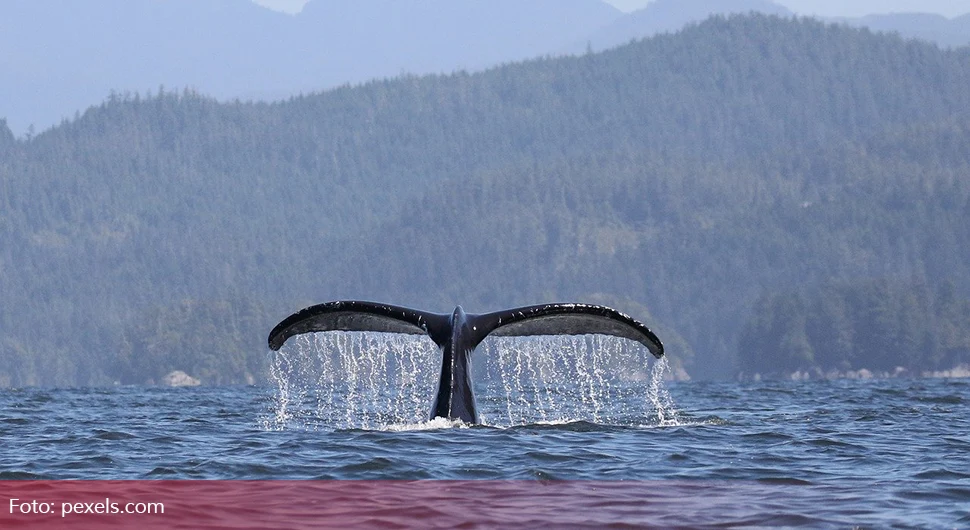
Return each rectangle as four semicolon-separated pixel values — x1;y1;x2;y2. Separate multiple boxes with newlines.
268;301;663;422
268;301;663;357
464;303;664;359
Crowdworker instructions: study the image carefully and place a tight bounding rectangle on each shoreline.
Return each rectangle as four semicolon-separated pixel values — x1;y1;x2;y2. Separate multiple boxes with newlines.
740;365;970;382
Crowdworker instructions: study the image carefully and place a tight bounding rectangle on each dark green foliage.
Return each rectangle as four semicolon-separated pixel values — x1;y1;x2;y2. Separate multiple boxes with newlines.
739;279;970;377
118;297;266;385
1;15;969;385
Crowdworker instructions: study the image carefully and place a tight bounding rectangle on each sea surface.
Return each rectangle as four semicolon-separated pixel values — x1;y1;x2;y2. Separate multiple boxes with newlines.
1;352;968;527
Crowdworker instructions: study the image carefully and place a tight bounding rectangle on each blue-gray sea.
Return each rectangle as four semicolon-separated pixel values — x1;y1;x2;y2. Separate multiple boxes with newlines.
1;373;968;527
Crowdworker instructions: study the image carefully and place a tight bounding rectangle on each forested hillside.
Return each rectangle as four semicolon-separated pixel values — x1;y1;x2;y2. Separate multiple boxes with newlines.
740;279;970;378
2;15;969;386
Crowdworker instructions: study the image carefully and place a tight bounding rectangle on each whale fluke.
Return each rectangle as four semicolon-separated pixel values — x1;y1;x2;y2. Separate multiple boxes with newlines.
268;301;663;423
469;303;663;359
268;301;450;351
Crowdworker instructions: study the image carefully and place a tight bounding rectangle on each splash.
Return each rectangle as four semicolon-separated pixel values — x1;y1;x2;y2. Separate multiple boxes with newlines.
263;332;680;430
476;335;679;427
261;332;438;431
647;356;683;426
381;417;468;432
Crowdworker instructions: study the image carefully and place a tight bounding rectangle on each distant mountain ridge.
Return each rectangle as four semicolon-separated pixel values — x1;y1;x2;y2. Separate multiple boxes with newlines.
0;0;622;135
577;0;793;52
580;0;970;53
840;12;970;48
1;0;968;136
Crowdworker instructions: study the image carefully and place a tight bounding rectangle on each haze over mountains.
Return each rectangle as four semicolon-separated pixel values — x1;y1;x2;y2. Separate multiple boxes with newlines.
2;0;969;136
840;13;970;48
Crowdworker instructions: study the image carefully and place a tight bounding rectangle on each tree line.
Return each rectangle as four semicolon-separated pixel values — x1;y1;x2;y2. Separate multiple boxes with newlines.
739;279;970;377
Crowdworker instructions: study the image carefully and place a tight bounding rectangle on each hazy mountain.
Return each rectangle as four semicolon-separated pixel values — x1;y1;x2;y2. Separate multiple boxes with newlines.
0;0;291;135
576;1;970;54
3;0;969;138
839;13;970;48
0;0;622;135
577;0;793;52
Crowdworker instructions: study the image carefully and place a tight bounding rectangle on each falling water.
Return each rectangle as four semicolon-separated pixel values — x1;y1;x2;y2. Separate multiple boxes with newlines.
264;332;439;430
647;355;682;426
265;332;679;430
476;335;681;426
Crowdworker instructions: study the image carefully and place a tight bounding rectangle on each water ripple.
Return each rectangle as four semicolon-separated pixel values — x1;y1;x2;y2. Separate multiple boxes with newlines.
0;378;966;527
92;429;137;440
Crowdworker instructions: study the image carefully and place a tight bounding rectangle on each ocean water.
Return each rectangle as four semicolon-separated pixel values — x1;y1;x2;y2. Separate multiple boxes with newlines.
1;336;968;527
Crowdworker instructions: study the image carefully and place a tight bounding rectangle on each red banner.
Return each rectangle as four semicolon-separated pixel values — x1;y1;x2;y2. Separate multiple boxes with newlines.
1;479;793;528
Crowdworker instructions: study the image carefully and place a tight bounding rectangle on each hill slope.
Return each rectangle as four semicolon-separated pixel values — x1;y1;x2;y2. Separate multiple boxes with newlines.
5;1;970;138
579;0;792;52
2;15;970;385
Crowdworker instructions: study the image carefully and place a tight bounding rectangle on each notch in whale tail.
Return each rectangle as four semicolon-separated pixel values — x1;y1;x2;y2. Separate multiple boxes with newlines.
267;301;663;423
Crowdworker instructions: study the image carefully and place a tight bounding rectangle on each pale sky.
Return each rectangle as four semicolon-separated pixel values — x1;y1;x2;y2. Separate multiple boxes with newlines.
254;0;970;18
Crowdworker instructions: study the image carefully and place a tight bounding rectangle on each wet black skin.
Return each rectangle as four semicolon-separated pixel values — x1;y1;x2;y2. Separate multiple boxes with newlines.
430;306;478;422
